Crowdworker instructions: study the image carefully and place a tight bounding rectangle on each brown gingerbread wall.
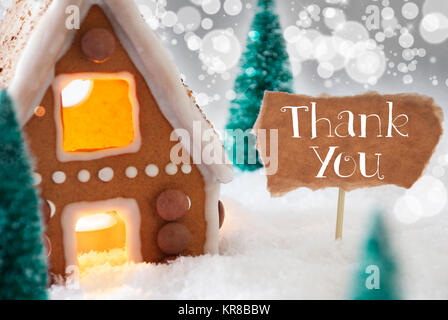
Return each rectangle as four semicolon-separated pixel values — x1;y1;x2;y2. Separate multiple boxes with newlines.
23;6;207;277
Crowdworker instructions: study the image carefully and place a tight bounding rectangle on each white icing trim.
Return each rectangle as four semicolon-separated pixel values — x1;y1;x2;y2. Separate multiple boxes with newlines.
52;72;142;162
61;198;143;277
77;169;90;183
181;164;192;174
45;235;52;258
145;164;159;177
33;172;42;185
125;166;138;179
165;163;178;176
186;196;192;210
203;180;221;254
52;171;66;184
98;167;114;182
47;200;56;218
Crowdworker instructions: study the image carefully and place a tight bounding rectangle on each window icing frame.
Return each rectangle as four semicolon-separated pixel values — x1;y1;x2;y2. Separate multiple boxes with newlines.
52;72;141;162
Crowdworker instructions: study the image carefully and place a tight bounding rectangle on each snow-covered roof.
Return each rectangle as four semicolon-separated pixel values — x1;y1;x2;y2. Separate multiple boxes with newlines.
1;0;233;184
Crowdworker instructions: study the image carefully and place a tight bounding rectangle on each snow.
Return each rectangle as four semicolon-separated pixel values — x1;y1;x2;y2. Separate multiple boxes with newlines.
50;172;448;300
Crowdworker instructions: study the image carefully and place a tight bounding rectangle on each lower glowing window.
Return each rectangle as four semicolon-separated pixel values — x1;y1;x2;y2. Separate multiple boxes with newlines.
75;211;128;274
60;77;135;152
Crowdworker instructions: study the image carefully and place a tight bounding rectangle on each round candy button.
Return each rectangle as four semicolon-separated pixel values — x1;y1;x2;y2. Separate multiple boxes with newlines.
156;189;190;221
81;28;115;63
157;223;191;255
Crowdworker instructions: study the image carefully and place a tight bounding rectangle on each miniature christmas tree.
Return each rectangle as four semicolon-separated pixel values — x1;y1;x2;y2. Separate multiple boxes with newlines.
225;0;293;171
0;91;48;300
351;211;400;300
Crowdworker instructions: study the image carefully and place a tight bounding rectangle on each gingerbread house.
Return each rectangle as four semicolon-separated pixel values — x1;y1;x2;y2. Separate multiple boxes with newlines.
0;0;233;279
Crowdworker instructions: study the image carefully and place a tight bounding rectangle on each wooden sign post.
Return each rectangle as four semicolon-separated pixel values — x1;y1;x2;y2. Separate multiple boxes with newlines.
254;91;443;239
335;188;345;240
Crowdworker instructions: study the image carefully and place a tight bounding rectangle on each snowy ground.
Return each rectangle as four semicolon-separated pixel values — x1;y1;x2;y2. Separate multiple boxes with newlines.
50;172;448;300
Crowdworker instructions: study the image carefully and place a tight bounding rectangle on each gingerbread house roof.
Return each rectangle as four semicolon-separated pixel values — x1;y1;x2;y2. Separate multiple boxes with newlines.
0;0;233;184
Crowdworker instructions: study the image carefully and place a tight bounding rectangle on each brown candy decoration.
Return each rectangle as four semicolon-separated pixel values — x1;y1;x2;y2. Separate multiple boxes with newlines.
157;223;191;255
156;189;190;221
41;200;51;225
218;200;225;229
81;28;115;63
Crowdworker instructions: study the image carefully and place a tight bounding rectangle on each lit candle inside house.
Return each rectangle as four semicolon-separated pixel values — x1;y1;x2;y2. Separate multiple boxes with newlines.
61;79;93;108
75;212;117;232
75;211;127;256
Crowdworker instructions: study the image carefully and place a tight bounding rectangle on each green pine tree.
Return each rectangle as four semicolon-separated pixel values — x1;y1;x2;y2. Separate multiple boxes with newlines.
351;211;400;300
225;0;293;171
0;91;47;300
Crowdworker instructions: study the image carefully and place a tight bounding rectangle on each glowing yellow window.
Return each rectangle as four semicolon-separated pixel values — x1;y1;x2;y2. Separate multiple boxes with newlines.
60;78;135;152
75;211;128;275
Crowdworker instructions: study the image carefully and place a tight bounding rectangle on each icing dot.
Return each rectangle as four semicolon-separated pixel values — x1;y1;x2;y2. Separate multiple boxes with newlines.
47;200;56;218
78;170;90;183
145;164;159;177
181;164;192;174
34;106;46;117
52;171;66;184
165;163;178;175
98;167;114;182
45;235;51;257
187;195;192;210
33;172;42;185
126;166;138;179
